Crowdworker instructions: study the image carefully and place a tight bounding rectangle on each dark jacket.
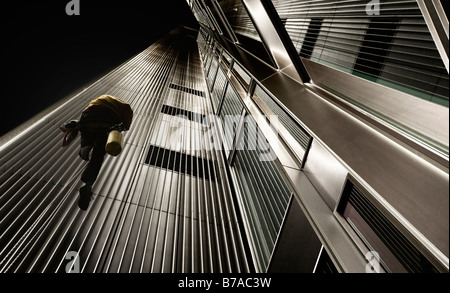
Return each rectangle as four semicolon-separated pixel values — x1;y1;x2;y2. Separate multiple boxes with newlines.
80;95;133;133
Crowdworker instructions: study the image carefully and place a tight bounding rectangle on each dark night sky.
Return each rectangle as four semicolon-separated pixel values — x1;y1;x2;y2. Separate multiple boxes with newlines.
1;0;198;137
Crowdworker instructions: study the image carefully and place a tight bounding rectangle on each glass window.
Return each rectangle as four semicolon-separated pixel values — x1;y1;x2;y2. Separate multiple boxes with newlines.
203;0;235;41
231;114;292;272
217;0;275;66
221;50;233;68
211;63;228;111
253;85;311;153
272;0;449;107
231;61;252;90
337;178;442;273
203;41;214;74
272;0;449;157
207;56;219;87
219;81;244;156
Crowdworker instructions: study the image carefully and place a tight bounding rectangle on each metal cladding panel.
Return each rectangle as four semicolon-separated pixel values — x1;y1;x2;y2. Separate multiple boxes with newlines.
0;28;250;273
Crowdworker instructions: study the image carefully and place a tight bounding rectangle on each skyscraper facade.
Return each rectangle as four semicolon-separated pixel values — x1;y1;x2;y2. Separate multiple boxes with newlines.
0;0;448;273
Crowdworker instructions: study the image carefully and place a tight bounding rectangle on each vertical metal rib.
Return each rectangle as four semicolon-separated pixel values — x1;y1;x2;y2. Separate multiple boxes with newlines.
0;28;249;273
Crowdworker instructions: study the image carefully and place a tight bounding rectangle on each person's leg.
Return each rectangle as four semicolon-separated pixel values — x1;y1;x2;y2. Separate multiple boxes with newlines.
79;134;107;210
79;124;94;161
81;134;107;184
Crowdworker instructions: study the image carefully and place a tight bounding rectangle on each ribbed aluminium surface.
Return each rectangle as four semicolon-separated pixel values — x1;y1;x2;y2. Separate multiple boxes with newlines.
0;27;250;273
271;0;449;105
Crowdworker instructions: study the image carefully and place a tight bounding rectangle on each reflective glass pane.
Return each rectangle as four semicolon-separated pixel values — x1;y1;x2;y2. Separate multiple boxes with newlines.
232;114;292;271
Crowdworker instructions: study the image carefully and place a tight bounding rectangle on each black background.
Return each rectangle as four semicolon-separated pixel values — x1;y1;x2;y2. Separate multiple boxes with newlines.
1;0;198;137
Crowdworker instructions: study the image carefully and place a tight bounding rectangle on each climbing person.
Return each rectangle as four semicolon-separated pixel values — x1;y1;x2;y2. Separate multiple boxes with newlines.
60;94;133;210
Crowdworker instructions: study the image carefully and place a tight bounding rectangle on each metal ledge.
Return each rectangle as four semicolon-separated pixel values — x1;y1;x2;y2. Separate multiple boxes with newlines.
259;70;449;260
